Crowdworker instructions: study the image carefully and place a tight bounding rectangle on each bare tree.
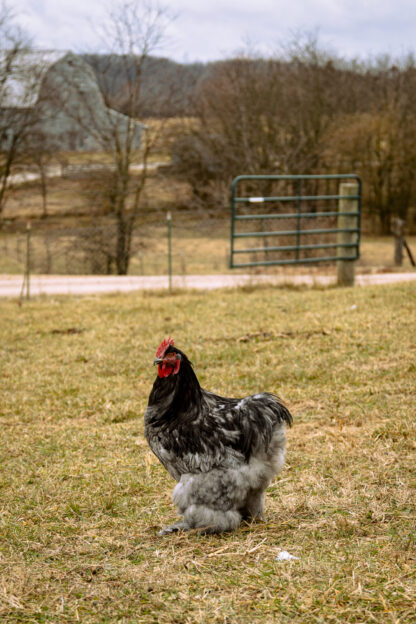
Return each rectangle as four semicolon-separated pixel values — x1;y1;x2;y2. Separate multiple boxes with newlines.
51;0;174;274
21;128;60;219
324;58;416;233
172;56;288;208
172;38;352;209
0;1;37;221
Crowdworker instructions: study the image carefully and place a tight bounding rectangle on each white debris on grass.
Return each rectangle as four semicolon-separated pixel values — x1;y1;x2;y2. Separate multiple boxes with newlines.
276;550;299;561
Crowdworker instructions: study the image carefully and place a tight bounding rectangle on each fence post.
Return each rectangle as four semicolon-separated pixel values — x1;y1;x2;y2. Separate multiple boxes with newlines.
391;217;405;266
19;222;31;303
25;221;31;299
167;211;172;292
337;182;358;286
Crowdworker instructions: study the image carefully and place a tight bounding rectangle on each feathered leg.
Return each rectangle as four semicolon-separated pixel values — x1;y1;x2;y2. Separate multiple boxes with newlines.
241;490;266;521
159;469;249;534
158;426;288;535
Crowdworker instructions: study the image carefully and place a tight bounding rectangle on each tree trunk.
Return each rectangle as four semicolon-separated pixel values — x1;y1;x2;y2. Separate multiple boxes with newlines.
116;216;130;275
40;166;48;219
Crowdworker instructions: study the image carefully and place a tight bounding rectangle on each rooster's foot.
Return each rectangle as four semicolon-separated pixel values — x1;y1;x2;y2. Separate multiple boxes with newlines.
157;521;188;536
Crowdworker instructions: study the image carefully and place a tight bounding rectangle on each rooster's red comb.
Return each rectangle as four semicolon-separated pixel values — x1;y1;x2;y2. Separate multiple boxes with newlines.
155;336;175;358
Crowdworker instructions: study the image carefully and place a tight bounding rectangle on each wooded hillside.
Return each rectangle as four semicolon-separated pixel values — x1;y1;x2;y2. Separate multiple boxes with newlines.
84;46;416;234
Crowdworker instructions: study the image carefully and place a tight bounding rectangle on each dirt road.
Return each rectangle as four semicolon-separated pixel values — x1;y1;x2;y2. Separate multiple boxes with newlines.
1;271;415;298
8;162;166;187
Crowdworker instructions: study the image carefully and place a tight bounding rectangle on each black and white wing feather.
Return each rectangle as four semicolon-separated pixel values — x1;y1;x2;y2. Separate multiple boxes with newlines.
145;388;292;479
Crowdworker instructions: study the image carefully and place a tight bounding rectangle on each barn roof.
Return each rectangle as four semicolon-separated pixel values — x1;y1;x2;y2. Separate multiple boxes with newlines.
0;50;70;108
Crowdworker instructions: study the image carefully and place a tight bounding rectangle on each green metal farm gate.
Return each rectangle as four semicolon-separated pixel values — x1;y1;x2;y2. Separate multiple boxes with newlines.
230;174;362;269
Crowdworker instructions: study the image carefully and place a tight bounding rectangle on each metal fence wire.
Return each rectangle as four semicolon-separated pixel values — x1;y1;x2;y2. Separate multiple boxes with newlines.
0;226;120;276
0;214;231;277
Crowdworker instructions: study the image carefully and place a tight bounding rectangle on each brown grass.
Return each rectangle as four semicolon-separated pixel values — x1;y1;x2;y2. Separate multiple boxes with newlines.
1;282;415;622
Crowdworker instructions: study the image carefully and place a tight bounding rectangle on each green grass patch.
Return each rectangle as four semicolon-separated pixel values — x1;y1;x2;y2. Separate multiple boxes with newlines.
1;283;415;622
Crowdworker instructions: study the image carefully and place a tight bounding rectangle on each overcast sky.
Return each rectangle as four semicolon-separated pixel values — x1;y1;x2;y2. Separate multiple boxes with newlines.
13;0;416;63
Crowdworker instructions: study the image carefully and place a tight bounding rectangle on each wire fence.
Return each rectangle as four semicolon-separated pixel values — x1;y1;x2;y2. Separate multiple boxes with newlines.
0;214;232;277
1;208;413;280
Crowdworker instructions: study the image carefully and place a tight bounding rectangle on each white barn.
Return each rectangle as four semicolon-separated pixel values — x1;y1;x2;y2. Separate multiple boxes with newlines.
0;51;142;152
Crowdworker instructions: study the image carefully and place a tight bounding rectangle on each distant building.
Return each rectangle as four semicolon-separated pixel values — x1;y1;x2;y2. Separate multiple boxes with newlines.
0;51;142;152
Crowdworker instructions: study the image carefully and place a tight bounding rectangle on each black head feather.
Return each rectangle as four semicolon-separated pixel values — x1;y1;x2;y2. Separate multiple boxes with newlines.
148;345;203;422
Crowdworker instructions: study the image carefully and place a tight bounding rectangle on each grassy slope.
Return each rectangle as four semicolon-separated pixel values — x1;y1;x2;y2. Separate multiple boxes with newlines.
1;283;415;623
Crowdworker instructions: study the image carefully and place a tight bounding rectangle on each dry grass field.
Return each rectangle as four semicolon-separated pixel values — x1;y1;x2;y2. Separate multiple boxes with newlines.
1;281;415;623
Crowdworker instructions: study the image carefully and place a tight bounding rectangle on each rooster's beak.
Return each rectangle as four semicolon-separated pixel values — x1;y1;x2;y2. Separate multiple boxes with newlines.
153;354;181;366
